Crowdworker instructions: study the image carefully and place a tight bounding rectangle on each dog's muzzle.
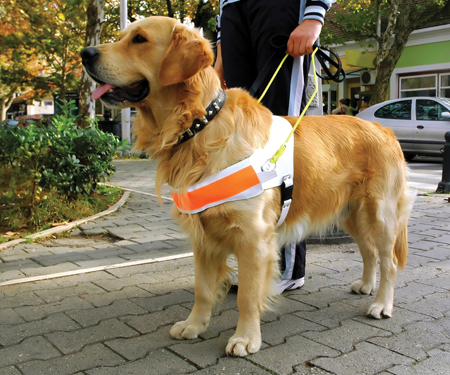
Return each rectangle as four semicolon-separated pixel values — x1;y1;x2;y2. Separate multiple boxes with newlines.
81;47;100;68
80;47;150;104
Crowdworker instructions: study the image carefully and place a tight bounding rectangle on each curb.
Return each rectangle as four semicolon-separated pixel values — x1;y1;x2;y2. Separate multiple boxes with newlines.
0;190;131;251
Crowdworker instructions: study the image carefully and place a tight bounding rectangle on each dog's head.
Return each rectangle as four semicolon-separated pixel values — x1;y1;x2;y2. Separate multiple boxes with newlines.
81;16;214;108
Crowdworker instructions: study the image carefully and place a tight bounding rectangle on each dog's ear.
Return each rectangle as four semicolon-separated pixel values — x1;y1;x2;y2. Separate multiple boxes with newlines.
159;25;214;86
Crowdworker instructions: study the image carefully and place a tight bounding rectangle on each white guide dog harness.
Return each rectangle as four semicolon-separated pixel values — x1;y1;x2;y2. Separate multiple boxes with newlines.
170;116;294;226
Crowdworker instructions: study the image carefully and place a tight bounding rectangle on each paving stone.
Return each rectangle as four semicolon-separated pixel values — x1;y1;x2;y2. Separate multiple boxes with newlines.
86;348;196;375
82;246;136;260
66;299;148;327
419;274;450;290
294;300;367;329
139;277;195;295
403;253;436;267
31;253;92;267
0;259;42;271
52;271;117;287
105;326;180;361
303;319;391;353
171;330;234;368
408;240;443;251
190;357;272;374
0;308;25;325
310;342;414;375
199;309;240;339
47;318;139;354
419;246;450;260
387;345;450;375
0;336;61;368
17;344;125;375
118;250;171;261
19;262;81;277
82;286;153;307
121;240;178;252
352;306;433;334
121;304;191;334
73;257;132;268
34;282;106;303
260;314;325;346
368;320;450;361
0;366;22;375
249;335;340;375
0;313;80;346
0;269;26;283
15;296;94;321
92;273;158;291
289;285;366;309
393;281;444;304
298;273;348;293
131;289;194;313
1;292;44;309
0;280;58;297
397;292;450;318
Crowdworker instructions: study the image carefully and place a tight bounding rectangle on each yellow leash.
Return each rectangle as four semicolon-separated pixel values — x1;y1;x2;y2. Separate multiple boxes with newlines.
258;47;319;164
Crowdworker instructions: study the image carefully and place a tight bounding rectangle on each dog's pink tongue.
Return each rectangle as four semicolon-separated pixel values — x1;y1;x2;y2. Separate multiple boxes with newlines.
92;83;115;100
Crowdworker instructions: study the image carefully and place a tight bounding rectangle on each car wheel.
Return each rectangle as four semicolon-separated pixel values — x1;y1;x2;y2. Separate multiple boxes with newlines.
403;153;416;162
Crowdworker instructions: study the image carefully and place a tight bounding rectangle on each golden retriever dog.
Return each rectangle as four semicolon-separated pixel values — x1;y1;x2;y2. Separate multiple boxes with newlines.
81;16;415;357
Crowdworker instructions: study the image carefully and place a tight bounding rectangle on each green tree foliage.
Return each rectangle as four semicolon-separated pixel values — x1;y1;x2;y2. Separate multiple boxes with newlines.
0;0;89;121
1;1;219;121
321;0;450;105
102;0;219;42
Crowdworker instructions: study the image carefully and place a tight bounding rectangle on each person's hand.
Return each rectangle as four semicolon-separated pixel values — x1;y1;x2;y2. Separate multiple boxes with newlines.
287;19;322;57
214;43;227;89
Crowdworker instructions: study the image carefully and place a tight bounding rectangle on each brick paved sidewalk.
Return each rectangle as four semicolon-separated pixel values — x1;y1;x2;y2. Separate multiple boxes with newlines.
1;160;450;375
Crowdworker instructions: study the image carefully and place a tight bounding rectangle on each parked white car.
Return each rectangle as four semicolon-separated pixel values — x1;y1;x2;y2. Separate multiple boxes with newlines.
356;97;450;161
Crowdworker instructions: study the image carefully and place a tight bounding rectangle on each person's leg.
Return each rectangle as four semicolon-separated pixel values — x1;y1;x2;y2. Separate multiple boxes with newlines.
220;2;257;90
222;0;309;293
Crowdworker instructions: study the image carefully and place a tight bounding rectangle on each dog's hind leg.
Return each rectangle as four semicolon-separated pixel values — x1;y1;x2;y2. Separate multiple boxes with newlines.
345;193;406;319
341;203;378;295
170;242;227;340
368;195;411;319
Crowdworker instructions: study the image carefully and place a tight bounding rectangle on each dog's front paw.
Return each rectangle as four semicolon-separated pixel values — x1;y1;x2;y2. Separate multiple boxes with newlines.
226;335;261;357
367;302;393;319
170;320;206;339
350;279;375;295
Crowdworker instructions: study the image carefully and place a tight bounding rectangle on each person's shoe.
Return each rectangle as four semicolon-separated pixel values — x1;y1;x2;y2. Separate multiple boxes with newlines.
274;277;305;295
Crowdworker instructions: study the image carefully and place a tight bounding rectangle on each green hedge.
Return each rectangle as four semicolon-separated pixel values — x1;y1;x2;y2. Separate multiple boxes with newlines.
0;101;127;208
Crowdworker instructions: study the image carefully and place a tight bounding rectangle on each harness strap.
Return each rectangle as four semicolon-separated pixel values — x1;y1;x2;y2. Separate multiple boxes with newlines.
170;116;294;226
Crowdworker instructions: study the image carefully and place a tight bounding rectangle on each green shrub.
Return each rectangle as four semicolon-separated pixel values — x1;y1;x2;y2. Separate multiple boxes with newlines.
0;101;127;209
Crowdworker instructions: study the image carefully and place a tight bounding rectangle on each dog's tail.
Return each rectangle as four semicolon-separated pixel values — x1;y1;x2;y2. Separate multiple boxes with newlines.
394;186;416;270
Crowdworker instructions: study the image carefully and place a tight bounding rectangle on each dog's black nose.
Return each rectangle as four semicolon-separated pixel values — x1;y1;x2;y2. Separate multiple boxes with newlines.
81;47;100;66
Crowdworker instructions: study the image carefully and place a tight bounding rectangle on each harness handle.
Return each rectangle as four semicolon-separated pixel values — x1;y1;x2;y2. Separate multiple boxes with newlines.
250;37;345;164
269;47;319;164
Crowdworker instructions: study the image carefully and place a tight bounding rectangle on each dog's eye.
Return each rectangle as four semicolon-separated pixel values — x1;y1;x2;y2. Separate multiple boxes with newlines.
132;34;147;44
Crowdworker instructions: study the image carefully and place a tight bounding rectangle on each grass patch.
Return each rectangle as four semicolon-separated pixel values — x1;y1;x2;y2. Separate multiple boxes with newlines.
1;184;123;243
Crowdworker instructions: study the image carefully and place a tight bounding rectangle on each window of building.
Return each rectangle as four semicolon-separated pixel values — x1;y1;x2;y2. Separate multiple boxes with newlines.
400;75;437;98
375;100;412;120
441;74;450;98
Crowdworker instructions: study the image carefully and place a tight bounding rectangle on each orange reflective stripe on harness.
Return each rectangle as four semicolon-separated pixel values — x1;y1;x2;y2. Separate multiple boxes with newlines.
171;165;260;212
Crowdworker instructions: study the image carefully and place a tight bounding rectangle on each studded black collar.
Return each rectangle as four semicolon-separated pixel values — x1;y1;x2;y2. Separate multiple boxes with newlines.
177;89;226;144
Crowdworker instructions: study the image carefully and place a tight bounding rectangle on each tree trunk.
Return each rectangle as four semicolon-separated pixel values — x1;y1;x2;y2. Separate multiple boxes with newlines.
1;98;7;122
78;0;105;126
166;0;174;18
370;0;414;106
0;88;17;122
